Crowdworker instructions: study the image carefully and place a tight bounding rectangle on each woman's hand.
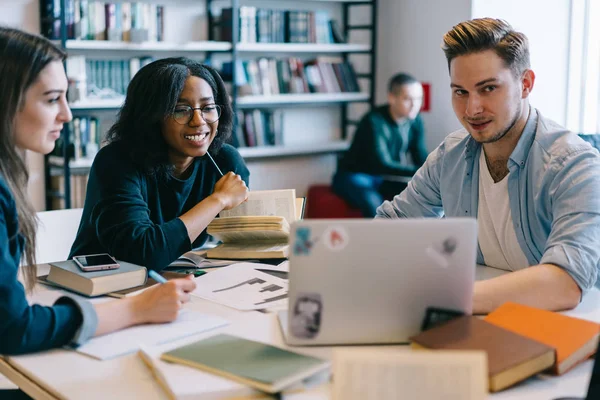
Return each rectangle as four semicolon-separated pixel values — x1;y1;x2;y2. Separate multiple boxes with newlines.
130;275;197;324
211;172;249;210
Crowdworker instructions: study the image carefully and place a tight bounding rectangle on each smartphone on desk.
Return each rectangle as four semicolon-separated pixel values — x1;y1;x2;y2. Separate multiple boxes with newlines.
73;253;120;272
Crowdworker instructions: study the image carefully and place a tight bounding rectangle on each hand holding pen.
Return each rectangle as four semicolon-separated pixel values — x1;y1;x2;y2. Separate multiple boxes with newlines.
207;152;248;210
128;270;196;324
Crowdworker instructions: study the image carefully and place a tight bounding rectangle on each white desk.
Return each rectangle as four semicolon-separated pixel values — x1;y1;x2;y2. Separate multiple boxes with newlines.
1;265;598;400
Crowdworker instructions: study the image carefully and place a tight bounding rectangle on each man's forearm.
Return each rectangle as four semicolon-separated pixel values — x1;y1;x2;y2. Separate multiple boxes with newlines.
473;264;582;314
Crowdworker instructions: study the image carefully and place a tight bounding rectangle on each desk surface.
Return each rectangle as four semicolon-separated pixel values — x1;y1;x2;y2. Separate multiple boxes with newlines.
1;265;598;400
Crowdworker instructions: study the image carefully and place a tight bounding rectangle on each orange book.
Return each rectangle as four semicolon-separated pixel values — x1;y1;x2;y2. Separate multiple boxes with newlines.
485;302;600;375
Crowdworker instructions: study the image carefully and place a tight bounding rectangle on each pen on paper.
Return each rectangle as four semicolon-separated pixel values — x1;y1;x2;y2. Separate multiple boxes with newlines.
206;152;224;176
148;270;167;284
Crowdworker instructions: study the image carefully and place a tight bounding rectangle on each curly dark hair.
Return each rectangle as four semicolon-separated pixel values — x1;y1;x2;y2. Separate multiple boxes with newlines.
105;57;233;176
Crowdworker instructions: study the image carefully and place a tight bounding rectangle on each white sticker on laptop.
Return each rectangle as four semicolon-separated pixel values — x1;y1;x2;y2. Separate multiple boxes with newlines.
290;293;322;339
323;226;349;251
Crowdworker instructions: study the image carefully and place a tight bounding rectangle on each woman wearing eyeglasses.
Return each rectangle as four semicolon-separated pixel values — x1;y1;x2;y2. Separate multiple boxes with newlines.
69;57;249;270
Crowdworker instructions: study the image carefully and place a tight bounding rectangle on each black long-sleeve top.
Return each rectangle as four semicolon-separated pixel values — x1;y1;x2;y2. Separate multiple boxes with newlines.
69;142;250;271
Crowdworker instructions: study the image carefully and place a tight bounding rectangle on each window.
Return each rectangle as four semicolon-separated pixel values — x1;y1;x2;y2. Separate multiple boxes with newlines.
566;0;600;134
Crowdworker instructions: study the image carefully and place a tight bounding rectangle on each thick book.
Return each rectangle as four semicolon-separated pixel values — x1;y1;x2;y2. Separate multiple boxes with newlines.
485;302;600;375
46;260;147;297
206;190;305;260
161;333;329;393
410;316;555;392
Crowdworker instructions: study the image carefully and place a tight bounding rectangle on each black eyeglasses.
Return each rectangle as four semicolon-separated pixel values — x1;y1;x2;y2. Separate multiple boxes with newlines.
171;104;222;125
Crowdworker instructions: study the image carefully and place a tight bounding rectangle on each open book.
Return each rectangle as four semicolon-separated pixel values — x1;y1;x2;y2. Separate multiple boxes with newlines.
206;189;305;259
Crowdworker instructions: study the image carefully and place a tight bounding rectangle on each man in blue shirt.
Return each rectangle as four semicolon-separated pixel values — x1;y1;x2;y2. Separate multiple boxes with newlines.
376;18;600;314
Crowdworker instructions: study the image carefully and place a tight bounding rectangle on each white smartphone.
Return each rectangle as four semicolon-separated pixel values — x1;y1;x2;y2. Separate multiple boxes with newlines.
73;253;120;272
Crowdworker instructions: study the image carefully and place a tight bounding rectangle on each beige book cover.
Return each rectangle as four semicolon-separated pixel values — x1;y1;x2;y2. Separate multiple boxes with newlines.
46;259;147;297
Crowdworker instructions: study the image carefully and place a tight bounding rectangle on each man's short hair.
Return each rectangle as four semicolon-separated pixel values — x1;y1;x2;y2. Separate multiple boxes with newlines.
388;73;419;94
441;18;530;78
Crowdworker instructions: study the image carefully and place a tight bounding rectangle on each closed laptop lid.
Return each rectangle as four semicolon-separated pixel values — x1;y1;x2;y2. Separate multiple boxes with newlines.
286;218;477;346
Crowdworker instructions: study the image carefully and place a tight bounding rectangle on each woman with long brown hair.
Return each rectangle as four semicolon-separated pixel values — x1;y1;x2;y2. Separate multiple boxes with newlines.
0;27;196;356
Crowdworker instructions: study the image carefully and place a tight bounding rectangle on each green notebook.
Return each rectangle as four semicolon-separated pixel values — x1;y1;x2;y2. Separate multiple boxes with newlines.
161;333;330;393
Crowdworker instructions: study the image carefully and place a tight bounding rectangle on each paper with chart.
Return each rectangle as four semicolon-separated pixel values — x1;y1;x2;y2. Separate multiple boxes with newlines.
219;189;297;223
191;262;288;311
74;310;229;360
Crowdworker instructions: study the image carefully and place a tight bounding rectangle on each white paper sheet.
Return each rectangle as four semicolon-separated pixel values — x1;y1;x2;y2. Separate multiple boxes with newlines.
191;262;289;311
75;310;229;360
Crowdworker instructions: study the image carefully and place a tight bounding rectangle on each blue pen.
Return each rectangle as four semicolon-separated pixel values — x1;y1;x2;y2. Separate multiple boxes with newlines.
148;270;167;284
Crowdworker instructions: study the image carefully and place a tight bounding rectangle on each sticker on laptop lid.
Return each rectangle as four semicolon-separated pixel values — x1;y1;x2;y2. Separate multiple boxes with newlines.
293;226;313;255
290;293;322;339
323;226;349;251
425;237;458;268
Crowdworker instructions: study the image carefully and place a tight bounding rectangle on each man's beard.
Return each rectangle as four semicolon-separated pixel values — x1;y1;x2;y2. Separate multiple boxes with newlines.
474;105;521;144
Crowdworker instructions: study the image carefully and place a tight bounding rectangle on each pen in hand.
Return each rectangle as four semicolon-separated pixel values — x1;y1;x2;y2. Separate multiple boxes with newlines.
148;270;167;284
206;152;224;177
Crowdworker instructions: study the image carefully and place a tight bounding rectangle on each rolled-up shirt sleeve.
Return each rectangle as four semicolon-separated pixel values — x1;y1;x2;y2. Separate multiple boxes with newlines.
376;140;445;219
540;149;600;294
54;295;98;347
0;229;97;355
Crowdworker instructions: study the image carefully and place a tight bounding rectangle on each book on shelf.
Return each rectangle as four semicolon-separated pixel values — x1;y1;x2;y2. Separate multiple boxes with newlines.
49;174;89;210
410;316;556;392
485;302;600;375
206;189;305;259
161;333;330;394
226;57;360;97
42;259;147;297
233;109;283;148
217;7;335;44
40;0;165;42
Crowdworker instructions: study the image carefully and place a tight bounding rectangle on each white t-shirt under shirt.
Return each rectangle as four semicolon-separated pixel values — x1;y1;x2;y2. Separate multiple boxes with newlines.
477;151;530;271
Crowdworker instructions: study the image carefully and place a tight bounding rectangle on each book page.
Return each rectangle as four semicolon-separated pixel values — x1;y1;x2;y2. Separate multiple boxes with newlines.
212;229;289;243
190;262;289;311
220;189;297;223
333;349;488;400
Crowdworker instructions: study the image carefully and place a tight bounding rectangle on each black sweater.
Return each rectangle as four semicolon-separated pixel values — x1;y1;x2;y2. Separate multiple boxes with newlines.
69;143;249;271
337;105;428;176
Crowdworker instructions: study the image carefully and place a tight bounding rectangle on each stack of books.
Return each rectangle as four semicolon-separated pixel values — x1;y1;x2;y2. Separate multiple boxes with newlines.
206;189;304;260
410;302;600;392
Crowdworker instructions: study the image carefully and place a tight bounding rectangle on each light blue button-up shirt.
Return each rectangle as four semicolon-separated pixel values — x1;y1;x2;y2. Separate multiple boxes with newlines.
376;108;600;294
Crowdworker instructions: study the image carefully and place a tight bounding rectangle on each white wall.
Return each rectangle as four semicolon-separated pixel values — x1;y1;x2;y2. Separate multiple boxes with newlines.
472;0;571;125
377;0;472;151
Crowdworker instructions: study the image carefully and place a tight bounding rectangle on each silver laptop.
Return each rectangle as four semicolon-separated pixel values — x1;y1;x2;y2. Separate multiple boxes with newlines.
280;218;477;346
